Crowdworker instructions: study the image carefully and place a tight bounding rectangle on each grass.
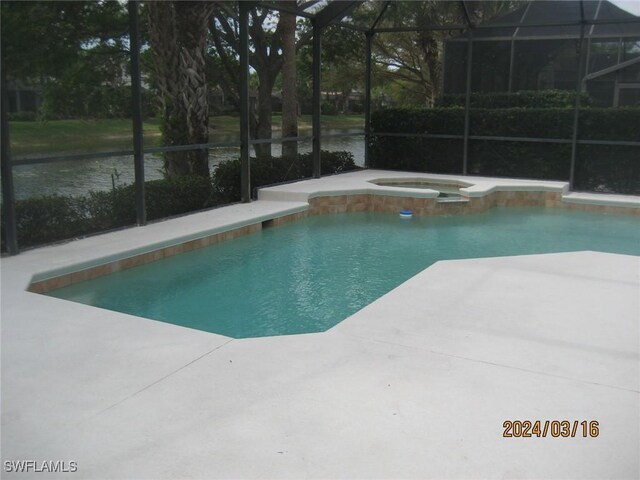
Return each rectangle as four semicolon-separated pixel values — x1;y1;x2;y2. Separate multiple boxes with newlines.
9;115;364;157
9;118;161;157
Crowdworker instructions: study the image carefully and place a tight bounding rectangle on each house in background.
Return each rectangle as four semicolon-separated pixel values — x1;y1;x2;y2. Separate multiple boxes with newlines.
6;80;42;113
443;0;640;106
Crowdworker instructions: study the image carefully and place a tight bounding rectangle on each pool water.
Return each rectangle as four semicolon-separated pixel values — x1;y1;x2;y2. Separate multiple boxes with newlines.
375;181;463;198
48;208;640;338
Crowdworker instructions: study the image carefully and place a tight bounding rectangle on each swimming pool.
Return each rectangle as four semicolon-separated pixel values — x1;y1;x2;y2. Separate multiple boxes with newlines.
47;208;640;338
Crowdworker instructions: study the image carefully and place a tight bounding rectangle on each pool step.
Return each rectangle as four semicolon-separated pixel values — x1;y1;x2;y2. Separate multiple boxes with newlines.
436;196;468;204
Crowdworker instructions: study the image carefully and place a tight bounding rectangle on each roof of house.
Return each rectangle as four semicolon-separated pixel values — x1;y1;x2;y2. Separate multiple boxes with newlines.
447;0;640;41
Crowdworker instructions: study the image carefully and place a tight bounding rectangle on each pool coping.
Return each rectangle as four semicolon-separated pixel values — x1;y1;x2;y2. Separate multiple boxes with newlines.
259;169;640;205
26;170;640;294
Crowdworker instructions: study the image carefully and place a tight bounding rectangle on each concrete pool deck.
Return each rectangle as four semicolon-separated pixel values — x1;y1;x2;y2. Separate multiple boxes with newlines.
1;171;639;478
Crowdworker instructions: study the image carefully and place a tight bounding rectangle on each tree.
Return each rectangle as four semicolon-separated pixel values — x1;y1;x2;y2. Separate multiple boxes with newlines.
147;0;215;178
370;2;461;106
1;1;132;118
1;1;118;80
316;23;367;112
210;2;312;159
371;1;517;106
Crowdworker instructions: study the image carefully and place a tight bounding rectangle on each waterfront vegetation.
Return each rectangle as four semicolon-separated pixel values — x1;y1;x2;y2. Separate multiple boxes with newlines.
1;150;358;250
8;115;364;157
3;110;363;251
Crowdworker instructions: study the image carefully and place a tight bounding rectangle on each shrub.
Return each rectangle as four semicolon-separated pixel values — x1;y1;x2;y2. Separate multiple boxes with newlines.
370;106;640;194
468;141;571;180
578;108;640;141
7;111;38;121
144;175;213;220
437;90;591;109
574;145;640;194
212;150;358;203
298;150;358;175
321;102;339;115
469;108;575;138
350;103;364;114
82;186;137;231
211;159;243;204
2;175;216;250
370;107;465;135
2;151;358;250
12;195;89;247
369;136;464;174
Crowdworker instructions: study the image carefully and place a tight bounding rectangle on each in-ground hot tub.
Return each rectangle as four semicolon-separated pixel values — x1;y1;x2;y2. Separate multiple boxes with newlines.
370;178;473;200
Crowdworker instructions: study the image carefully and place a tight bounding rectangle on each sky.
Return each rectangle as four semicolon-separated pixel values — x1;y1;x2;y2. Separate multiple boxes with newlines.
610;0;640;16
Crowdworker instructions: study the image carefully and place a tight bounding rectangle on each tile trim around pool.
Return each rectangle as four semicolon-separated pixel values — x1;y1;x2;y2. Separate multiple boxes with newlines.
28;178;640;295
28;209;309;294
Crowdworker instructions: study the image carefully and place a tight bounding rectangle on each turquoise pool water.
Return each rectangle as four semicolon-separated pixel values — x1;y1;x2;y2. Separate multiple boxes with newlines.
48;208;640;338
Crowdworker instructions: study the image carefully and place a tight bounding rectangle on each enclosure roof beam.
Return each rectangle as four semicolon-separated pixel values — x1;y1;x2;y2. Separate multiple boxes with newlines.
475;18;640;29
588;17;640;25
584;55;640;81
298;1;321;11
254;2;315;19
335;21;369;32
411;17;640;36
460;1;474;28
258;0;640;32
513;1;533;38
368;1;391;33
446;32;640;42
374;24;468;33
589;0;604;36
314;1;362;29
440;17;640;37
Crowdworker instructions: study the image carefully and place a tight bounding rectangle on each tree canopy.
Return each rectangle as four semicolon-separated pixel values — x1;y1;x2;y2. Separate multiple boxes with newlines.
2;0;523;170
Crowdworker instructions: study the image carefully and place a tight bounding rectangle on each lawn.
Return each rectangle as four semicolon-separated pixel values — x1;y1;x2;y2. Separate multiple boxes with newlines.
9;115;364;157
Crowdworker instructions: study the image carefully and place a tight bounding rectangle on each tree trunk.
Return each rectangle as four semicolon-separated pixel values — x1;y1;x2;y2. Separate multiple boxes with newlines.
147;1;213;178
253;69;275;159
417;31;441;106
280;3;298;160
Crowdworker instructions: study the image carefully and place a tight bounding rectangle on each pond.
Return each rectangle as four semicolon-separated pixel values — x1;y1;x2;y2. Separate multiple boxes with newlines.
11;129;364;200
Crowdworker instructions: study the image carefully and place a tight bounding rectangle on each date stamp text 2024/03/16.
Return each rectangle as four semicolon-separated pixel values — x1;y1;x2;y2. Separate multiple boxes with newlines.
503;420;600;438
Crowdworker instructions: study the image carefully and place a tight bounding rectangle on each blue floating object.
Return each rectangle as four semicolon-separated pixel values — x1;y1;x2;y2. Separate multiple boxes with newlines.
399;209;413;218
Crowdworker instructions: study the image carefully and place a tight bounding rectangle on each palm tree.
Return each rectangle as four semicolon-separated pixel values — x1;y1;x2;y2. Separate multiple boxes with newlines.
147;1;215;178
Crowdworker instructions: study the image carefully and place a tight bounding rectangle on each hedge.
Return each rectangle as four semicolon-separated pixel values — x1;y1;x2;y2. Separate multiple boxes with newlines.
370;106;640;194
1;175;214;250
371;107;640;140
574;145;640;194
213;150;359;203
369;107;466;136
2;151;358;251
468;141;571;181
437;90;590;109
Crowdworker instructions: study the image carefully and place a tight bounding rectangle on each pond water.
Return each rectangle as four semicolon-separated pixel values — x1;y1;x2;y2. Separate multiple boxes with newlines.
11;129;364;200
